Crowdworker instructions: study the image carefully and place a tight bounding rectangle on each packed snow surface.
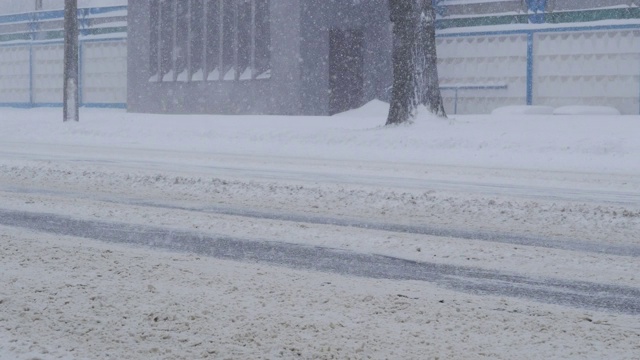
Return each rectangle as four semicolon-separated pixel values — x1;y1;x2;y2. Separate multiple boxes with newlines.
491;105;555;115
1;102;639;359
553;105;622;116
1;103;639;174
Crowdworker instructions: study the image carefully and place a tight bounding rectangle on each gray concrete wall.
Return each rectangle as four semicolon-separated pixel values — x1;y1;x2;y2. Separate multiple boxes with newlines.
128;0;390;116
127;0;302;115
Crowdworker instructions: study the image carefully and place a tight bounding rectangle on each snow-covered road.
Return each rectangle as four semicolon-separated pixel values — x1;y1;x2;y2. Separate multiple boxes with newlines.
2;207;640;316
1;106;639;358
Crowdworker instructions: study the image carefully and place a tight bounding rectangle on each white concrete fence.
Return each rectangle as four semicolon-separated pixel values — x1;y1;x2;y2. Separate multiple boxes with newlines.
0;39;127;108
0;6;127;108
437;23;640;114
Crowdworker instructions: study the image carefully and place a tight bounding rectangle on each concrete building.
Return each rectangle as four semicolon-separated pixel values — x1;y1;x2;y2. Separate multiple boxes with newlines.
127;0;391;116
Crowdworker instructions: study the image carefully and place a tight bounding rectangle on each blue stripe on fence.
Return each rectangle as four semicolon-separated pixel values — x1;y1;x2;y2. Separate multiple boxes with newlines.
437;23;640;38
0;6;126;25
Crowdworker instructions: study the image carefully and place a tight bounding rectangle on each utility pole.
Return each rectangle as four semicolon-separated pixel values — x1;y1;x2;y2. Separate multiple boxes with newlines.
63;0;79;122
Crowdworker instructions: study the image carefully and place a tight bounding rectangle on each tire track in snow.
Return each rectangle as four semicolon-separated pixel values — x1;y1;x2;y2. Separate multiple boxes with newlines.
2;185;639;258
132;200;640;258
2;208;640;315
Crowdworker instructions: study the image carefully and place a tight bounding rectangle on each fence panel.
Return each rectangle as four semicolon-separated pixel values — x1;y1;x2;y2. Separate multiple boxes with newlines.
81;40;127;105
32;43;64;104
534;29;640;114
437;25;640;114
0;45;31;104
437;34;528;114
0;6;127;108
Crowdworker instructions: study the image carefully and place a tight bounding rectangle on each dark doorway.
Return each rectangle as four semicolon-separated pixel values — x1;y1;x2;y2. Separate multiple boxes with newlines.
329;29;364;115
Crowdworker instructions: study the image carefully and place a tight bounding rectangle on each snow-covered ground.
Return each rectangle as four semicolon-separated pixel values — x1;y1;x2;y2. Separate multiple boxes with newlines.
1;103;639;359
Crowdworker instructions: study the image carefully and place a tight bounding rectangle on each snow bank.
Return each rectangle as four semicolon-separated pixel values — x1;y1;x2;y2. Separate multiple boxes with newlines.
491;105;555;115
0;104;638;174
333;99;390;118
553;106;622;116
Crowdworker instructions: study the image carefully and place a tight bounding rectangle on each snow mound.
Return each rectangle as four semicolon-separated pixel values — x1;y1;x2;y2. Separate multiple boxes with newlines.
553;106;621;116
334;99;389;118
491;105;555;115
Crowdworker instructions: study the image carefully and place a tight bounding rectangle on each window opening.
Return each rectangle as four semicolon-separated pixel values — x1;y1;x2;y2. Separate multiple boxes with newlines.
237;0;252;80
175;0;189;81
190;0;205;81
149;0;160;81
149;0;271;82
222;0;236;81
254;0;270;79
205;0;221;80
160;0;174;81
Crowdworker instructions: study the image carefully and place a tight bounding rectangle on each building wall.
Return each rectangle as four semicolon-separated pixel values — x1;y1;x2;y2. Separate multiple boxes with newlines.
127;0;303;115
299;0;391;115
128;0;390;116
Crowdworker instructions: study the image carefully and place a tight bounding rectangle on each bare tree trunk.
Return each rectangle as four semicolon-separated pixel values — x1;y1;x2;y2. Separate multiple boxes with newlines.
418;1;446;117
386;0;445;125
63;0;79;122
387;0;416;125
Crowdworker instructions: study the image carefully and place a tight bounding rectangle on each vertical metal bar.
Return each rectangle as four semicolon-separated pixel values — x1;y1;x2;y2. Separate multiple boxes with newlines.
29;45;34;107
454;88;458;114
30;11;38;41
526;32;534;105
78;41;83;106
